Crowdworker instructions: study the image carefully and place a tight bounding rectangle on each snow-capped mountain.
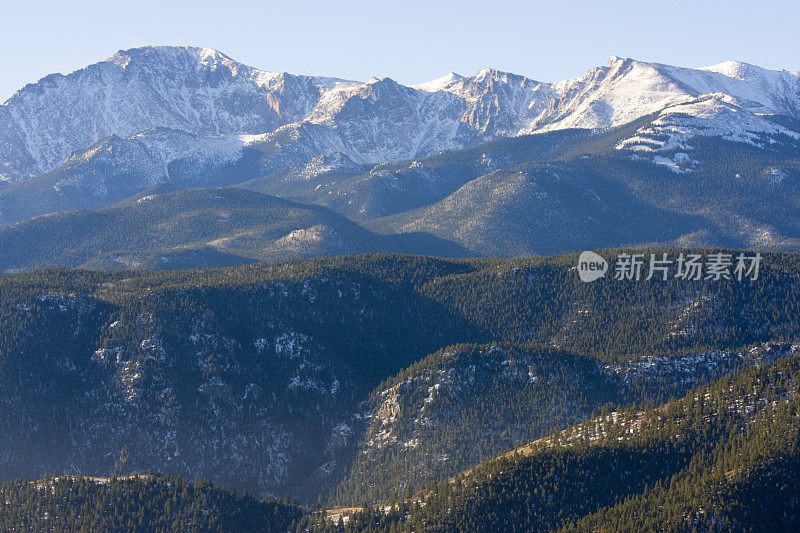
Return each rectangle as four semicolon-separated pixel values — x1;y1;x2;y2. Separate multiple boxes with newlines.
0;46;356;182
1;46;800;258
531;57;798;131
3;46;797;186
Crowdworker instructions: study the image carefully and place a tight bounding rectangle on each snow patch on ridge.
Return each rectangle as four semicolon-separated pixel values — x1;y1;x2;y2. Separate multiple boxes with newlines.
617;94;800;157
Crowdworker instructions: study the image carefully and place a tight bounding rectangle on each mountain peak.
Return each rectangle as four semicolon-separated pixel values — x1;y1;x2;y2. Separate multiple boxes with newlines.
474;67;502;79
364;76;406;91
106;45;241;71
606;56;635;67
470;68;535;86
412;72;464;92
698;60;767;80
110;45;229;59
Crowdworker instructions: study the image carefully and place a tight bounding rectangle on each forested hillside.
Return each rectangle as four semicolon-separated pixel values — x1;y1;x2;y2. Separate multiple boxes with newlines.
1;250;799;510
0;474;302;531
330;341;795;504
323;350;800;531
0;187;467;272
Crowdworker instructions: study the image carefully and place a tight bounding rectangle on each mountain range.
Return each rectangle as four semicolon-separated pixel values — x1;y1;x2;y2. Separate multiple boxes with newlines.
2;46;797;184
1;45;799;530
1;46;799;268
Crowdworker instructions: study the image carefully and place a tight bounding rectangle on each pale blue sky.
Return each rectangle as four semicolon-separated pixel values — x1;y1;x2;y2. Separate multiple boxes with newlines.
1;0;798;101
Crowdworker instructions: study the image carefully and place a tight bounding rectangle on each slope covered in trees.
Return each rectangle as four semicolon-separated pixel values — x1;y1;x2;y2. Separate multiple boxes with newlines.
325;350;800;531
0;187;467;272
0;474;302;531
330;341;794;505
0;250;798;511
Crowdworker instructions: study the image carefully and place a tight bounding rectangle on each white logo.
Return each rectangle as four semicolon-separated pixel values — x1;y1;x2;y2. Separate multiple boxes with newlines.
577;251;608;282
576;251;761;283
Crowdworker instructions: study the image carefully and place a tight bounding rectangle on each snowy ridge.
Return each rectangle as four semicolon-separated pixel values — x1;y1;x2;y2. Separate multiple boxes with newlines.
130;128;263;173
534;57;692;131
1;48;799;184
59;127;262;185
668;60;800;115
617;94;800;172
411;72;464;92
0;46;343;182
